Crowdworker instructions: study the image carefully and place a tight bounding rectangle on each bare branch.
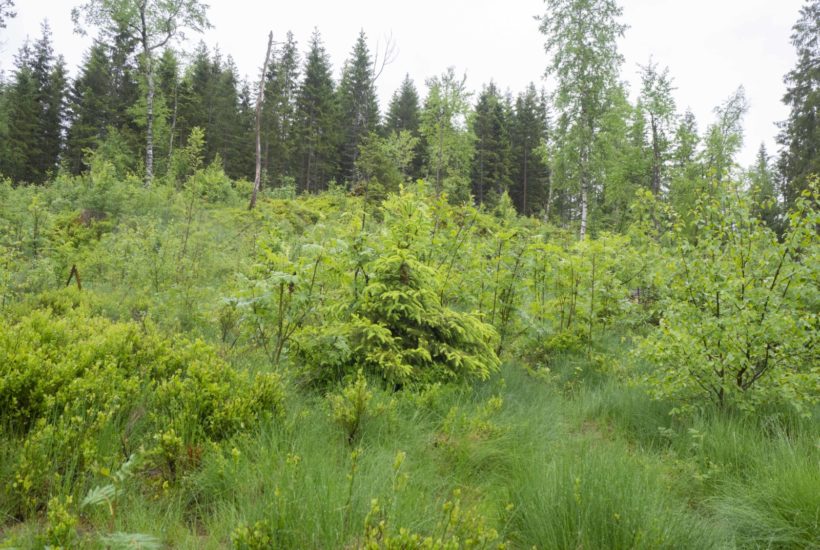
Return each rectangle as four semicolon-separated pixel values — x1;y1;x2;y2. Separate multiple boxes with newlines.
372;31;398;83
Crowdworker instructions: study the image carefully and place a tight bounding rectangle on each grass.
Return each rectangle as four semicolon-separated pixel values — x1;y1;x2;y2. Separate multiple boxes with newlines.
2;325;817;548
1;182;818;548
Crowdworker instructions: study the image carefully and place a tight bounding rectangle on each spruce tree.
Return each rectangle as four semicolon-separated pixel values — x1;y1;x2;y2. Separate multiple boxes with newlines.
72;0;210;185
31;22;67;181
294;30;340;193
385;74;422;180
471;82;512;205
175;45;247;177
212;56;248;179
777;0;819;209
510;83;549;215
385;74;420;134
0;43;38;183
262;31;300;187
176;42;212;144
0;24;67;184
749;144;781;231
65;42;115;173
156;48;181;170
337;31;379;185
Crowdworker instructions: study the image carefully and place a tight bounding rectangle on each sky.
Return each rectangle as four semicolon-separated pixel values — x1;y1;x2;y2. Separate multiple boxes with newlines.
0;0;807;167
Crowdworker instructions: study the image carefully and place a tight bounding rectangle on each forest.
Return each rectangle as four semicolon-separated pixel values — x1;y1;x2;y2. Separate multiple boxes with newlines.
0;0;817;548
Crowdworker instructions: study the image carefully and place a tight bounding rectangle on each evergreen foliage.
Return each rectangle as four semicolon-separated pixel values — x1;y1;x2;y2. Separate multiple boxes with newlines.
294;30;340;193
777;0;820;209
337;31;380;186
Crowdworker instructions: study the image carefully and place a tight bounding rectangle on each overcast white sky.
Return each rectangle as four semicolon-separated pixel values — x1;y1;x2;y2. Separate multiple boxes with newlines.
0;0;806;166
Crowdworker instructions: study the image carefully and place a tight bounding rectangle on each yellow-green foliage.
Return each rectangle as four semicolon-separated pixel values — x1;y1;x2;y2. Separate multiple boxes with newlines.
328;370;373;443
296;248;501;387
636;185;819;414
0;306;285;515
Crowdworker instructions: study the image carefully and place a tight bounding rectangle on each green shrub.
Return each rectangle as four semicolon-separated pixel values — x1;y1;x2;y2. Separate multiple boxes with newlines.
0;307;286;515
296;248;500;387
328;370;373;443
636;185;819;414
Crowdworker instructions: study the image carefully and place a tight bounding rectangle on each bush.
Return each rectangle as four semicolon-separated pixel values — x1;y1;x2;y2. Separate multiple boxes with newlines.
636;184;819;415
296;248;500;387
0;307;286;515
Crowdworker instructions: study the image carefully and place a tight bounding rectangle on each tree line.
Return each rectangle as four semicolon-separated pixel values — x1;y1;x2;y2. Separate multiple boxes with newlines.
0;0;816;232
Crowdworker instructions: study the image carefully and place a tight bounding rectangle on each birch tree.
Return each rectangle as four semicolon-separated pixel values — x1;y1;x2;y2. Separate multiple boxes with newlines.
540;0;626;238
72;0;210;186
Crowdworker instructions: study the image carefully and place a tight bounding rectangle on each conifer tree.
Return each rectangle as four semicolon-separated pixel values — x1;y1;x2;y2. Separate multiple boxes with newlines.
156;48;181;169
749;144;781;231
176;42;212;143
175;46;247;177
212;56;248;178
385;74;422;180
0;24;67;184
385;74;420;135
72;0;210;185
294;30;340;193
65;42;114;172
31;23;67;180
338;31;380;186
0;43;38;183
777;0;819;209
510;83;549;215
471;82;512;205
262;31;300;187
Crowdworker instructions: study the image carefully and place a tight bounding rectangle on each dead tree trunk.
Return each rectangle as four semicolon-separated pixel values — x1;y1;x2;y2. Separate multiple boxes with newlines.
250;32;274;210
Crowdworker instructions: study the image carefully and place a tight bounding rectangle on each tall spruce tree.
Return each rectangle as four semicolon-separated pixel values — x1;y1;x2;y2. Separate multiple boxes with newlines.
0;42;38;183
31;23;67;181
471;82;512;205
385;74;422;180
156;48;181;171
338;31;380;186
777;0;819;209
175;45;247;177
294;30;340;193
262;31;300;187
749;144;781;231
72;0;210;185
65;42;114;172
212;56;249;178
385;74;420;134
540;0;627;238
176;42;212;145
0;23;67;184
510;83;549;215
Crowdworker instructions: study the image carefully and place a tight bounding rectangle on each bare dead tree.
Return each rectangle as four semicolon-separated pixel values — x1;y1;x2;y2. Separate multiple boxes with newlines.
371;32;398;83
250;31;274;210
